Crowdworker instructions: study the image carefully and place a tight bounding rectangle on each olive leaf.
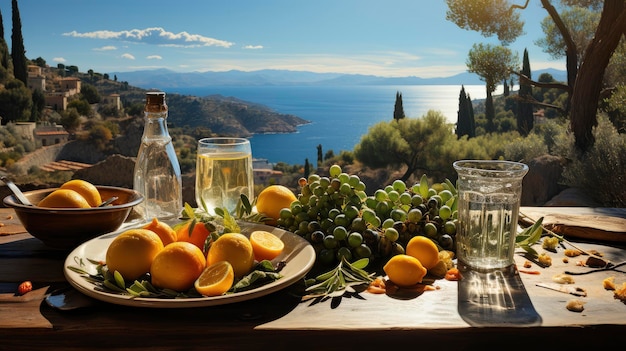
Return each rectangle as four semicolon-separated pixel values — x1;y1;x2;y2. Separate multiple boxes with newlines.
305;257;375;296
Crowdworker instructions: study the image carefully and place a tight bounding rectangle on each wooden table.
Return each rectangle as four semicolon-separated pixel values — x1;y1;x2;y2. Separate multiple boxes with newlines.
1;207;626;350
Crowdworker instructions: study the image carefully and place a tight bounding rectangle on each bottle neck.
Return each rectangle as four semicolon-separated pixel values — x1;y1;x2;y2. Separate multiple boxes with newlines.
143;111;170;138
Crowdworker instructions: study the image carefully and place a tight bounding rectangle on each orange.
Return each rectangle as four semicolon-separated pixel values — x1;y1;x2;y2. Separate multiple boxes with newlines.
194;261;235;296
37;189;91;208
256;185;297;225
105;229;164;281
207;233;255;279
249;230;284;261
143;217;177;246
60;179;102;207
383;254;427;287
405;236;440;270
175;220;212;252
150;241;207;292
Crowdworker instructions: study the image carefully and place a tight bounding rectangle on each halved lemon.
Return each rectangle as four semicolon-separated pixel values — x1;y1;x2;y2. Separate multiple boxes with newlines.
249;230;284;261
194;261;235;297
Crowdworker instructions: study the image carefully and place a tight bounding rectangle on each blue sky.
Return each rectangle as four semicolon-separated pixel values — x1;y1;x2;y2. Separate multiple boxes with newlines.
1;0;565;78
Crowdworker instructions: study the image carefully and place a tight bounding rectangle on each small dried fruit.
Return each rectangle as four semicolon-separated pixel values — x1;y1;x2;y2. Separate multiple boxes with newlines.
17;281;32;295
552;273;575;284
538;253;552;267
564;249;582;257
603;276;616;290
566;299;585;312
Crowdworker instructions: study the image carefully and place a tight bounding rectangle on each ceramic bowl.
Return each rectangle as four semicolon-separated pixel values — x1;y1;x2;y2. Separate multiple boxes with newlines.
3;186;144;250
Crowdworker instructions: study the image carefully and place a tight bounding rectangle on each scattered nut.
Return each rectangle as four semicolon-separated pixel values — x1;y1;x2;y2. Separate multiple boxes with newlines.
564;249;582;257
603;277;616;290
523;260;532;268
552;273;575;284
538;253;552;267
566;299;585;313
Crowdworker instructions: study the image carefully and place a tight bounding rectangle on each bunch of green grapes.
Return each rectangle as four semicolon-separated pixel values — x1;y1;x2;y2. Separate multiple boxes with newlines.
276;165;458;267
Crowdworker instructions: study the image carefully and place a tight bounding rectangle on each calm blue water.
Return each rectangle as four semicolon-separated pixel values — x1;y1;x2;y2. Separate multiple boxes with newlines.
167;85;492;165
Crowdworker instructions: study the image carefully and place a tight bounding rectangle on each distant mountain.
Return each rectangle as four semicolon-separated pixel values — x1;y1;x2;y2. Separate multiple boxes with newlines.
112;68;567;90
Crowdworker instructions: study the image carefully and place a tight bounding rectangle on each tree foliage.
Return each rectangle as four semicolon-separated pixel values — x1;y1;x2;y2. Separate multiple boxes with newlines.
354;110;456;181
446;0;626;152
518;48;534;135
456;85;475;138
0;78;31;122
393;91;405;121
10;0;27;85
467;43;519;133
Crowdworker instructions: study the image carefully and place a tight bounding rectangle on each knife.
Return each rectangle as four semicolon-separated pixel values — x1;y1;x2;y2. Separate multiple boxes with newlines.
536;283;587;297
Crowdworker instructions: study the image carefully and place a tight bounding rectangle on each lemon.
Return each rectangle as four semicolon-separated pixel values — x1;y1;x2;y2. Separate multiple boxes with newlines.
150;241;207;292
60;179;102;207
194;261;235;296
207;233;255;278
383;254;427;287
249;230;284;261
37;189;91;208
256;185;297;225
405;236;440;270
105;229;164;281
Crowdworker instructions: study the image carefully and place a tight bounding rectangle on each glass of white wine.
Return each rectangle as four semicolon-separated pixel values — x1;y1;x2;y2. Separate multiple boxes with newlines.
195;137;254;215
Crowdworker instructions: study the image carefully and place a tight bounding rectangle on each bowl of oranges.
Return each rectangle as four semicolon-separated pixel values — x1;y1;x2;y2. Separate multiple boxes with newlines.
3;179;143;249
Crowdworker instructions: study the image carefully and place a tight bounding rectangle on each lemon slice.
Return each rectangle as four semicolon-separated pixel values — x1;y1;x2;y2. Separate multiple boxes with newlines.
194;261;235;297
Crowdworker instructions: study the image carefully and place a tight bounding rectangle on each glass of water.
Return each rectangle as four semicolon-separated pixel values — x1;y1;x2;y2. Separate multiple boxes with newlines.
453;160;529;272
195;138;254;215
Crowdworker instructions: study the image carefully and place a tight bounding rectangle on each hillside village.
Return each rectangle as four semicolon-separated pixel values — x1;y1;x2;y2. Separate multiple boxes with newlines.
2;64;285;187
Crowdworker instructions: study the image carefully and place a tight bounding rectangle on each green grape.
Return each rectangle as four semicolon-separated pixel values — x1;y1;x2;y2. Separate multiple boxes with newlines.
439;234;454;250
336;246;352;262
320;218;334;231
330;178;341;192
411;194;423;207
375;201;390;218
411;184;420;194
382;218;395;229
439;205;452;220
344;205;359;220
295;211;309;223
347;232;363;248
329;164;342;177
427;188;437;198
354;244;372;259
384;185;394;193
328;208;340;219
332;226;348;241
365;196;378;209
392;179;407;193
439;189;453;203
390;208;407;222
290;200;302;215
338;172;350;184
407;208;422;223
323;235;338;249
374;189;388;202
334;213;349;227
387;190;400;202
310;230;325;244
444;220;457;235
355;190;368;201
399;192;412;205
361;208;377;224
355;181;366;192
384;227;399;242
298;220;310;233
362;228;379;246
350;217;367;232
424;222;438;238
308;174;321;183
279;208;293;220
301;184;312;197
319;176;331;188
348;175;360;187
369;215;381;228
339;182;352;195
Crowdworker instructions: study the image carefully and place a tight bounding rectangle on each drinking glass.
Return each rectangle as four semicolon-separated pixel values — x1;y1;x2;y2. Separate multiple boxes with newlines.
195;138;254;215
453;160;529;271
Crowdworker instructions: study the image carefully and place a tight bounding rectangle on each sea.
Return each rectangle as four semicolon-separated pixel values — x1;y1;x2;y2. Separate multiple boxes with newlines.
166;85;500;166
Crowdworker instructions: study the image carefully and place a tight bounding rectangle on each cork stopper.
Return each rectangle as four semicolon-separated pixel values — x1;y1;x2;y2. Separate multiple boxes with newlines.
145;92;167;112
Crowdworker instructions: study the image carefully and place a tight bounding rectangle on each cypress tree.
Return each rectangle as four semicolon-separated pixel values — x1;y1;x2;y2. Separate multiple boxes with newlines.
467;93;476;138
316;144;323;166
393;91;405;121
456;86;469;138
11;0;27;85
0;8;10;70
517;48;534;136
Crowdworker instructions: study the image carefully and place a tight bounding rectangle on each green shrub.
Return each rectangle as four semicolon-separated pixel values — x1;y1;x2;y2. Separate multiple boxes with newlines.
504;133;548;163
560;115;626;207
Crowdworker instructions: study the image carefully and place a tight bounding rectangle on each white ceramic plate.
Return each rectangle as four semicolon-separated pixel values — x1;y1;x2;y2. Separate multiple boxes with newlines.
64;221;315;308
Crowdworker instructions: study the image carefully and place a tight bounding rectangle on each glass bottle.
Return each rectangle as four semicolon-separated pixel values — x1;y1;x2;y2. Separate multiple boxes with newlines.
133;91;182;220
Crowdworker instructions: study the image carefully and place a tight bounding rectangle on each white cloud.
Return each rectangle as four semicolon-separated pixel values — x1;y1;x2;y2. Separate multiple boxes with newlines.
146;55;162;60
53;57;66;63
121;53;136;60
93;45;117;51
63;27;234;48
243;45;263;50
